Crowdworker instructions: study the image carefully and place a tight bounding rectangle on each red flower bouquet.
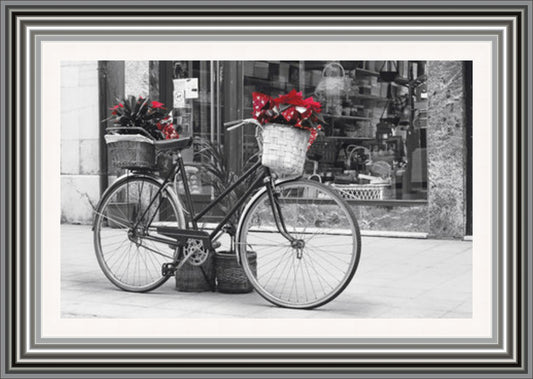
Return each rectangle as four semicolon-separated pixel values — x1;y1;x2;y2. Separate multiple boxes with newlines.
252;89;324;147
251;90;325;176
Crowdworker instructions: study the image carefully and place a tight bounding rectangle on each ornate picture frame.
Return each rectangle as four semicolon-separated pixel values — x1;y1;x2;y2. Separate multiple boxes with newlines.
1;1;530;377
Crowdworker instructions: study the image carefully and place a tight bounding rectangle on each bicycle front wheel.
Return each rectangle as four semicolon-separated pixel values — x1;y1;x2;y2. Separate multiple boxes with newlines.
237;179;361;309
93;175;184;292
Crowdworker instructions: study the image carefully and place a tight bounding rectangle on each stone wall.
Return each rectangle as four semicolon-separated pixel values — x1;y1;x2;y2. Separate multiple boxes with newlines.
60;61;100;223
426;61;467;238
352;204;429;233
60;61;152;224
125;61;149;98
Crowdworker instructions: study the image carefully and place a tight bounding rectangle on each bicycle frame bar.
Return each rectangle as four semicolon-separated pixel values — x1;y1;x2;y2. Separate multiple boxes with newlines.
192;160;263;222
208;170;266;239
176;154;294;243
132;158;181;231
176;152;198;229
129;152;294;248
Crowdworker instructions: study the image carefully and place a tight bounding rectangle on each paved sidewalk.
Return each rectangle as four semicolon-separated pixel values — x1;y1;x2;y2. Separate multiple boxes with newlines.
61;224;472;319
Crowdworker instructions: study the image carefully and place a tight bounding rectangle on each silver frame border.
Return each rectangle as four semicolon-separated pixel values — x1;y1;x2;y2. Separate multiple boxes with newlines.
0;1;530;377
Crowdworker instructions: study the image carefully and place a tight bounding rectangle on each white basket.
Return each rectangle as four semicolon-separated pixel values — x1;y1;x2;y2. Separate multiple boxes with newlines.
332;183;390;200
260;123;310;176
314;62;348;98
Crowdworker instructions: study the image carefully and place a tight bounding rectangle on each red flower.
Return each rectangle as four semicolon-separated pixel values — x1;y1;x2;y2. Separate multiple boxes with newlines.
162;124;179;140
281;106;301;124
110;103;123;110
273;90;321;113
110;103;124;115
157;116;172;130
252;92;275;111
274;89;306;107
302;96;321;113
151;101;165;109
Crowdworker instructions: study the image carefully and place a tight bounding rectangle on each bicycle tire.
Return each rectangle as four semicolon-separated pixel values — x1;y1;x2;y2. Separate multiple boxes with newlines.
93;174;185;292
236;178;361;309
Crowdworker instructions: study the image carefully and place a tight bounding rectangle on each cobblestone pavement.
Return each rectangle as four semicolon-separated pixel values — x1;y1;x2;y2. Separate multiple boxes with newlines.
61;224;472;319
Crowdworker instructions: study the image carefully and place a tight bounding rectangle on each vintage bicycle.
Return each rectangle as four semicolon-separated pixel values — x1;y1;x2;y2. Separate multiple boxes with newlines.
93;119;361;309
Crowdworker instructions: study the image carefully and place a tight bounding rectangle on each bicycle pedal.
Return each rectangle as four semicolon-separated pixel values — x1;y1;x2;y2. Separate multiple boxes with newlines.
161;262;177;277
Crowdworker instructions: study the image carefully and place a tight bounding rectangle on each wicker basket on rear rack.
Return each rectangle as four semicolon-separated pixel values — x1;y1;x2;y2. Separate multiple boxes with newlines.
105;126;173;174
259;123;311;176
105;134;155;170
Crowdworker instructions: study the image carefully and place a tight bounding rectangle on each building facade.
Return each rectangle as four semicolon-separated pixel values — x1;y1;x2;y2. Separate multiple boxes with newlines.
60;60;472;239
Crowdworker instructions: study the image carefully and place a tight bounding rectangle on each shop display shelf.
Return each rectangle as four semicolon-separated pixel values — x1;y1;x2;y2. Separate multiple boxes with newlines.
244;76;291;90
327;136;374;141
348;94;389;101
356;68;380;76
322;114;371;121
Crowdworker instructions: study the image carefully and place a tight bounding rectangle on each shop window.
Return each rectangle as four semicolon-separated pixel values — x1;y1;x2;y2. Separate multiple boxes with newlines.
241;60;429;201
158;60;429;203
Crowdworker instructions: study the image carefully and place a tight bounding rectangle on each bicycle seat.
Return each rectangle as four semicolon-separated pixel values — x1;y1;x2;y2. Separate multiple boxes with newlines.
154;137;193;153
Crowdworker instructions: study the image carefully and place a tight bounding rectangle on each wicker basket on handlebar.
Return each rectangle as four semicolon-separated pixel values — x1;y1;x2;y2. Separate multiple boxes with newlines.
260;123;310;176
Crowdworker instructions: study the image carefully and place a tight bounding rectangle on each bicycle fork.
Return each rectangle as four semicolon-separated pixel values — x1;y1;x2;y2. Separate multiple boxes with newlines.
265;176;305;258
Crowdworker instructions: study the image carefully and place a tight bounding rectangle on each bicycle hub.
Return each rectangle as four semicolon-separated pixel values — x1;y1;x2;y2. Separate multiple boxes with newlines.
291;239;305;259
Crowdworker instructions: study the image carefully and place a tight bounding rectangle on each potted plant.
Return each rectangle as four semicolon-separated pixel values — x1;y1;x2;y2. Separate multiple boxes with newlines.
193;137;260;293
106;95;177;140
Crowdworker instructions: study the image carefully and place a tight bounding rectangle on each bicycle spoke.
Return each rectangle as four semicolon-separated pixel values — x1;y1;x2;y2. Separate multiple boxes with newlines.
298;258;308;303
138;241;174;260
94;209;132;229
261;247;292;288
307;245;353;263
306;247;351;275
304;253;334;291
253;245;291;269
268;249;294;297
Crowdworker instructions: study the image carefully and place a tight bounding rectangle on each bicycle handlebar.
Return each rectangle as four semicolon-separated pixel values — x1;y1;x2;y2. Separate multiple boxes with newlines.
224;118;262;131
223;120;243;128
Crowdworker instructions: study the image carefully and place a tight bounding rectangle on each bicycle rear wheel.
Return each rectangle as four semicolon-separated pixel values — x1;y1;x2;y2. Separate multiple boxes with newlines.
237;179;361;309
93;175;184;292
